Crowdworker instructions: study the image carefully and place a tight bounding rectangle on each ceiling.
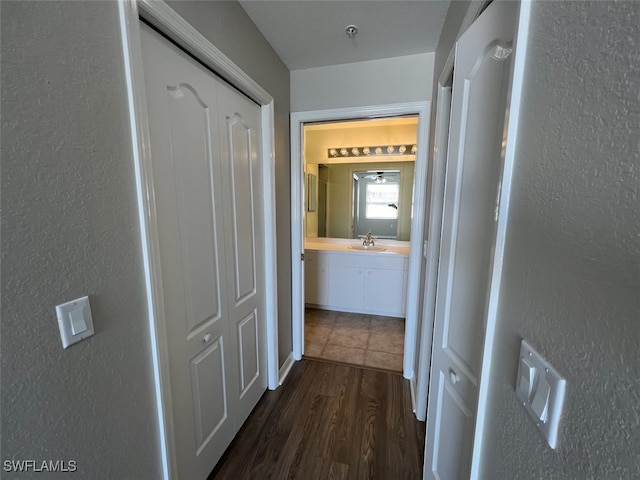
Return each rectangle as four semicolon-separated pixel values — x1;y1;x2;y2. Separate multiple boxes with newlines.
238;1;451;71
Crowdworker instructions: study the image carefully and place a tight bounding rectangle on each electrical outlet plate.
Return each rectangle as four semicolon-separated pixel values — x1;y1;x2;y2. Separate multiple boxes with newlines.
516;339;566;449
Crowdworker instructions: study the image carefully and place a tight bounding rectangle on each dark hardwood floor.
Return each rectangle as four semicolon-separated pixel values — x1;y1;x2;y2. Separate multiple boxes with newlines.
208;358;425;480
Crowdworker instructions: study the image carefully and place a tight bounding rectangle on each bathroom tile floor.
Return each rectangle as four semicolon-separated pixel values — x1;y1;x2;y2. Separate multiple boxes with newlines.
304;308;405;373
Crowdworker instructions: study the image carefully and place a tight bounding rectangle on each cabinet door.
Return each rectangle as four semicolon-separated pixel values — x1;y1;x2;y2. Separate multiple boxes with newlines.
328;265;364;311
305;264;328;306
364;268;406;316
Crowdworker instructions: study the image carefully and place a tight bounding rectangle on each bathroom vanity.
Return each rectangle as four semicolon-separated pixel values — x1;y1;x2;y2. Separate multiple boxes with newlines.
304;239;409;317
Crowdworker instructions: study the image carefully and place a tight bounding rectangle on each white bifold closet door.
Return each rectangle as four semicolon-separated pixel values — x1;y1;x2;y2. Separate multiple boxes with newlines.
140;23;267;480
424;1;517;479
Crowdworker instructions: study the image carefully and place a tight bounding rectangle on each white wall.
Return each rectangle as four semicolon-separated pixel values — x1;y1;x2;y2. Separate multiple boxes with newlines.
291;52;434;112
479;1;640;477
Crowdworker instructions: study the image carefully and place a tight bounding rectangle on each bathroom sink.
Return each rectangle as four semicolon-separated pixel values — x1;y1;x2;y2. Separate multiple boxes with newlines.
348;245;386;252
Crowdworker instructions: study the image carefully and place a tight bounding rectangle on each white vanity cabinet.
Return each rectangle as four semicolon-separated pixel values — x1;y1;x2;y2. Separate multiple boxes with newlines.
304;250;329;305
363;267;406;315
304;249;408;317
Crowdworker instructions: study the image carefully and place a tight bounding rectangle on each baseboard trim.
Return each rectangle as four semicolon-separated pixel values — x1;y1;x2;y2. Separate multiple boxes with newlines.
278;352;296;386
409;375;417;414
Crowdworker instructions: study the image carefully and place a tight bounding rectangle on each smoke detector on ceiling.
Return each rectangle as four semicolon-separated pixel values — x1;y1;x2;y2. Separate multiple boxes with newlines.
345;25;358;39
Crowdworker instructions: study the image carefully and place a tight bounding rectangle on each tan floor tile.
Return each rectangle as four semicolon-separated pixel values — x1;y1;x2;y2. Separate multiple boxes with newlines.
306;309;337;326
321;344;366;365
327;327;369;349
367;331;405;355
364;350;403;372
304;341;325;357
306;323;333;340
370;315;405;333
305;310;405;372
334;312;371;330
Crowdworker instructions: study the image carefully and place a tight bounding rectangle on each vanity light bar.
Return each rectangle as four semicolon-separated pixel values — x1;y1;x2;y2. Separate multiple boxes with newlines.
328;144;417;159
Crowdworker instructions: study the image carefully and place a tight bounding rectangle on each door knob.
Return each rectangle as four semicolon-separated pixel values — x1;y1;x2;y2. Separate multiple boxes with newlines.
449;369;459;384
203;333;212;343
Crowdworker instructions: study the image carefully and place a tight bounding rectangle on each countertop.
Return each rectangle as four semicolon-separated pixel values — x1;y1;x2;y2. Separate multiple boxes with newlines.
304;238;411;256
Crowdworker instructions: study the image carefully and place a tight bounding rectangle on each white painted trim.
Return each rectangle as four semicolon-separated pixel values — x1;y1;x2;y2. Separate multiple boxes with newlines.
290;111;305;361
470;1;532;476
137;0;271;105
261;101;279;391
278;353;296;385
410;376;417;413
414;83;452;422
403;103;431;381
119;1;279;478
119;4;175;479
290;102;431;381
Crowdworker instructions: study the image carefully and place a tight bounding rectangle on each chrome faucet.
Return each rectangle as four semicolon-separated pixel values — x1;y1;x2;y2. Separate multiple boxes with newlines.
362;231;375;247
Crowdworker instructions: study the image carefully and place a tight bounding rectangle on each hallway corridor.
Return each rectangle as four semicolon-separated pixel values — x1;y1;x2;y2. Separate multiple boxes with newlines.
208;358;425;479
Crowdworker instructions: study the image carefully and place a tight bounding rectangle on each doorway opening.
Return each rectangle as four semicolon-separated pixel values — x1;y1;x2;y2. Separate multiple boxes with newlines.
300;116;417;372
290;102;431;395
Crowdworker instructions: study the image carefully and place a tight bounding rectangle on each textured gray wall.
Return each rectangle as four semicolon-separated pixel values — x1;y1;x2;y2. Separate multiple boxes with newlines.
1;0;293;477
167;0;293;366
1;1;162;478
480;1;640;477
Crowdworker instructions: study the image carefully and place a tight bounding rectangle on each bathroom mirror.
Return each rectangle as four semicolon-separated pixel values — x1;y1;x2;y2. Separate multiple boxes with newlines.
303;116;418;241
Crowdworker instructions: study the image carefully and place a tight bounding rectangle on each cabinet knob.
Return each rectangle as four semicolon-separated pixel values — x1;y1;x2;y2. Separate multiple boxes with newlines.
203;333;212;343
449;369;459;384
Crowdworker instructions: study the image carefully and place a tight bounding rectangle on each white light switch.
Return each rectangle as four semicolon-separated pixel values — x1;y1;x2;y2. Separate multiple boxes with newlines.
515;339;566;449
531;376;550;422
516;357;537;401
55;296;95;348
69;308;88;335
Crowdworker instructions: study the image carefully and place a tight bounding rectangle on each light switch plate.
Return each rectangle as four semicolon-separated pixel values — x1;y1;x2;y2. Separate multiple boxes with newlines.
55;296;95;348
516;339;566;449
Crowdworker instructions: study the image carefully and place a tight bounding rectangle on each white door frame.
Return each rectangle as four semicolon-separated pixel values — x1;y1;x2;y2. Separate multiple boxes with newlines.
470;1;532;476
290;101;430;384
414;68;453;422
118;1;279;479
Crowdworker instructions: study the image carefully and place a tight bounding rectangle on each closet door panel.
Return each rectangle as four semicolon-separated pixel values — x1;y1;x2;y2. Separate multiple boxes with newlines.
217;80;267;427
140;24;234;480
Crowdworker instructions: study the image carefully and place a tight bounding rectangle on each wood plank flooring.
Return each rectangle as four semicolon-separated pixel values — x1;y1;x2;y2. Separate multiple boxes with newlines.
208;358;425;480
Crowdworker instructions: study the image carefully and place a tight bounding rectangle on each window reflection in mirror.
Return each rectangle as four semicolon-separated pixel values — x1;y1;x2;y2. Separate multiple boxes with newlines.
303;116;418;241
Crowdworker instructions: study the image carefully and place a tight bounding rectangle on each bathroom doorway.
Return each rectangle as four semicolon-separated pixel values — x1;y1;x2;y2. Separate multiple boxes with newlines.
291;103;431;382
